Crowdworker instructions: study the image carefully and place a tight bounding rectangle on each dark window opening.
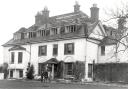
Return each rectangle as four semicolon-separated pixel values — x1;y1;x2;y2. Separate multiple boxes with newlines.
53;44;58;56
19;70;23;77
65;63;73;75
64;43;74;55
11;52;14;64
101;46;105;55
10;70;13;78
88;64;93;78
38;45;47;56
18;52;23;63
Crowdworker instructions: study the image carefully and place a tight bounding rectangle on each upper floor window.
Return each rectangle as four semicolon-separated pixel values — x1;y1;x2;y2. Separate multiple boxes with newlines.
11;52;15;64
51;28;58;35
29;32;36;38
53;44;58;56
66;25;76;33
21;33;25;39
18;52;23;63
101;46;105;56
64;43;74;55
38;45;47;56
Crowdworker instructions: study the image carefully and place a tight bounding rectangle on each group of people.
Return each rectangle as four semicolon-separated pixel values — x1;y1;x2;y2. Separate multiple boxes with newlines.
41;70;51;83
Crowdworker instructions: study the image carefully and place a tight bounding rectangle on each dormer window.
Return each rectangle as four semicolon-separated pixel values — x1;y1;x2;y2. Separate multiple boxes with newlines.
29;32;36;38
51;28;58;35
37;30;47;37
21;33;25;39
66;25;76;33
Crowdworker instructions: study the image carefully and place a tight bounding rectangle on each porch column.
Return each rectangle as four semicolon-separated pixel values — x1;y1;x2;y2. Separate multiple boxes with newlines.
51;64;54;79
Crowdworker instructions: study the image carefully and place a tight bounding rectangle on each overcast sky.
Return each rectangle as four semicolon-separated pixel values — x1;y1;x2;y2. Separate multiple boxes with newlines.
0;0;126;64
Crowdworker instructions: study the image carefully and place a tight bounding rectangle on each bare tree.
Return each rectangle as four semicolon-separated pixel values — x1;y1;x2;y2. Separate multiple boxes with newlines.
93;2;128;62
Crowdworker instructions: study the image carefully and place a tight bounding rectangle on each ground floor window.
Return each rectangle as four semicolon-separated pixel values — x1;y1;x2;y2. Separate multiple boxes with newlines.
88;64;93;78
65;63;73;75
38;63;45;75
10;70;13;78
19;70;23;78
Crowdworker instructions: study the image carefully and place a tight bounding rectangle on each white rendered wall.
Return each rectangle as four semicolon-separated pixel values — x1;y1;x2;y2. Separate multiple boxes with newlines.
3;38;100;80
98;45;116;63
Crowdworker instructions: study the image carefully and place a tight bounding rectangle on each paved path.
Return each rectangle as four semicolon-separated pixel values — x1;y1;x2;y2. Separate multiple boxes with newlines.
0;80;128;89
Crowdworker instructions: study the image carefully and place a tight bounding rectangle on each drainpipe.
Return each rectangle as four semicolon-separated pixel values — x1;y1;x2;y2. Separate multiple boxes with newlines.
85;38;88;81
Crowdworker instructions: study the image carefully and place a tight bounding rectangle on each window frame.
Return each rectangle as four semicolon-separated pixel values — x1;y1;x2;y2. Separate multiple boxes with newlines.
53;44;58;56
64;43;74;55
11;52;15;64
101;45;105;56
10;70;13;78
19;70;23;78
18;52;23;64
65;62;73;75
38;45;47;56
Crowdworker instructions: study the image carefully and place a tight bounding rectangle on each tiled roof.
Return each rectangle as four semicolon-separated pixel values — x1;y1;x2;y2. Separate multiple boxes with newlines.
9;45;26;51
99;36;117;45
3;27;86;46
14;27;27;33
3;11;100;47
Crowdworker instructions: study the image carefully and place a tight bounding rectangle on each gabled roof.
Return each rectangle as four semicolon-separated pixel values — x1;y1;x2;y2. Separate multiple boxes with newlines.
99;36;117;45
14;27;27;34
3;10;103;47
9;45;26;51
44;58;58;64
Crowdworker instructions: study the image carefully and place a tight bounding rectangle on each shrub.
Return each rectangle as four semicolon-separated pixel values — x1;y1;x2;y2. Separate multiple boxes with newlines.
26;63;34;80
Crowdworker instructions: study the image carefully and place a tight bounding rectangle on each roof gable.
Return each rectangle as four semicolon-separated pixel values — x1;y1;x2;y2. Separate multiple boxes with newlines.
88;21;107;40
9;45;26;51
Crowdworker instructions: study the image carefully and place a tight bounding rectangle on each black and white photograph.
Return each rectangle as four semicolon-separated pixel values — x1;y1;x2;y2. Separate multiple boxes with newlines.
0;0;128;89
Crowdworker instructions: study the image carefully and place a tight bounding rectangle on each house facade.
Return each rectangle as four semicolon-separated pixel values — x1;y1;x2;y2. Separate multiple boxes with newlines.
3;2;107;81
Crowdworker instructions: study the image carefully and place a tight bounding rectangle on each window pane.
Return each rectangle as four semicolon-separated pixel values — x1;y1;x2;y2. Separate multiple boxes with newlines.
10;70;13;78
101;46;105;55
88;64;93;78
18;52;23;63
38;45;47;56
65;63;73;75
64;43;74;55
53;44;58;55
11;52;14;64
19;70;23;77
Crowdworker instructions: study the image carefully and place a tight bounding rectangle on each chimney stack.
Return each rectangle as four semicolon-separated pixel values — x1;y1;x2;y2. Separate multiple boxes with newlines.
74;1;80;12
35;6;50;25
42;6;49;23
90;4;99;21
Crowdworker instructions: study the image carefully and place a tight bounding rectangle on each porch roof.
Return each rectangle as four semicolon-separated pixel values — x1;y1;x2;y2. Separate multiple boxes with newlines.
45;58;58;64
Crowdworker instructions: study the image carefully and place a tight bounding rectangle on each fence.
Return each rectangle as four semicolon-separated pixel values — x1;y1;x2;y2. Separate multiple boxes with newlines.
93;63;128;83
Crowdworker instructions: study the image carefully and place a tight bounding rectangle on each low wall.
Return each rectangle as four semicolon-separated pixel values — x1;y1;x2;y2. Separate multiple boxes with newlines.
94;63;128;82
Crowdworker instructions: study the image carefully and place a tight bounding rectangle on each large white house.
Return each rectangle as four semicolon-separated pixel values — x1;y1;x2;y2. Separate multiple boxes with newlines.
3;2;110;81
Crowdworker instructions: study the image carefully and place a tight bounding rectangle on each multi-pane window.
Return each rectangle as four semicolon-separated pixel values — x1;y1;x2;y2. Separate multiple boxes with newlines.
53;44;58;56
18;52;23;63
51;28;58;35
101;46;105;55
65;63;73;75
38;45;47;56
64;43;74;55
66;25;76;33
11;52;14;64
29;32;36;38
19;70;23;78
